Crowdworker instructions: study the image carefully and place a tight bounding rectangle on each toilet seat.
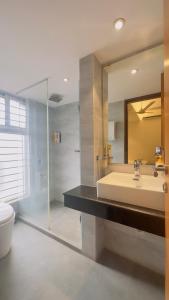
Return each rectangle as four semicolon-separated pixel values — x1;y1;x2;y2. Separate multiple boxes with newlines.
0;203;14;225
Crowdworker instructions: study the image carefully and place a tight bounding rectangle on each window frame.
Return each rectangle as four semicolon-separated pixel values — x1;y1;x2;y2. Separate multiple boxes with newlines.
0;92;30;203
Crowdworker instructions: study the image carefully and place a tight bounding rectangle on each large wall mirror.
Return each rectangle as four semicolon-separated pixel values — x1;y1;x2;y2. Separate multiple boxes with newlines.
104;45;164;165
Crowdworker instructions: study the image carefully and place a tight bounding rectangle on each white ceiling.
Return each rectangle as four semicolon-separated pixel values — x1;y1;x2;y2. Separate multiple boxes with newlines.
0;0;163;106
107;45;164;103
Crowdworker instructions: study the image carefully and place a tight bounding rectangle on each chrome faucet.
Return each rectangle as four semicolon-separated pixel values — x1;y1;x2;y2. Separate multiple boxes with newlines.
133;160;141;181
153;165;167;177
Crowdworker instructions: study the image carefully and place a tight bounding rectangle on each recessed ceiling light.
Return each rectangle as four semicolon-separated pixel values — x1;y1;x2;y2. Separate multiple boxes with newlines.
63;78;69;82
131;69;139;75
114;18;126;31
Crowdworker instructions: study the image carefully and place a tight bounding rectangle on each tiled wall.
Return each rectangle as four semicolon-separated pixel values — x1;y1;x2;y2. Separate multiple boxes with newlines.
104;220;164;274
80;54;104;186
49;102;80;202
19;100;48;218
80;54;96;186
80;54;105;260
19;100;80;221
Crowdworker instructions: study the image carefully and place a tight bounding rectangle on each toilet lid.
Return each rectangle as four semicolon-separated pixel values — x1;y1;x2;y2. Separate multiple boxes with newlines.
0;203;14;225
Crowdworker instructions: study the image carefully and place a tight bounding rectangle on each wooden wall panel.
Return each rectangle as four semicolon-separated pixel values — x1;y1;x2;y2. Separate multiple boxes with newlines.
164;0;169;299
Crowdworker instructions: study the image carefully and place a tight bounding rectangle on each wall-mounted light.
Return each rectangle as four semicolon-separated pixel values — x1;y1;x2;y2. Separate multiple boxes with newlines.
113;18;126;31
63;78;69;83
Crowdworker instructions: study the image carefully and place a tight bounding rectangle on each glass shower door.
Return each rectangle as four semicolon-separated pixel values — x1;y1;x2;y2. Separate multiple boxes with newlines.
17;79;49;229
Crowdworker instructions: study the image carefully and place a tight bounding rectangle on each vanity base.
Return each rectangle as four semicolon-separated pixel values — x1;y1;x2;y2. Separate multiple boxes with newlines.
64;185;165;237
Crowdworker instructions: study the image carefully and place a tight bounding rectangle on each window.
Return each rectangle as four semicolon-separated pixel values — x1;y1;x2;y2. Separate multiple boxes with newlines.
0;97;5;126
0;94;29;203
10;99;26;128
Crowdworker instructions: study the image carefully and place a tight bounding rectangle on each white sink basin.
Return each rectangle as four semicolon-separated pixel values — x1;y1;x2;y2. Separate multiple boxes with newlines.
97;172;165;211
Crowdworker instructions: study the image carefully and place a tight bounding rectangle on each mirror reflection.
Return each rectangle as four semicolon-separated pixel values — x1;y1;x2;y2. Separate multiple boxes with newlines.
125;95;162;164
106;45;164;165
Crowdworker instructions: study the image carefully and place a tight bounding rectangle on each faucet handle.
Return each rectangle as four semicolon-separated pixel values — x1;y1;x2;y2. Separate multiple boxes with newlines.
153;165;168;177
153;166;158;177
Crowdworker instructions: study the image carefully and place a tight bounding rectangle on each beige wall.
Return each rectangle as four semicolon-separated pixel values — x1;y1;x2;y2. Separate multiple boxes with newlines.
128;109;161;164
80;54;103;186
80;54;105;260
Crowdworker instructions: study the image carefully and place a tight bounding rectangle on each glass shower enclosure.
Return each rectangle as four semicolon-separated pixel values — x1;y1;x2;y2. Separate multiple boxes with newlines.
15;78;81;248
17;79;50;229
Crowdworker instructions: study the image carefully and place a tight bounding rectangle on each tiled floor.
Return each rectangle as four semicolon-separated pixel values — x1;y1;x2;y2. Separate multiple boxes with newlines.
50;201;82;249
0;221;164;300
21;201;82;249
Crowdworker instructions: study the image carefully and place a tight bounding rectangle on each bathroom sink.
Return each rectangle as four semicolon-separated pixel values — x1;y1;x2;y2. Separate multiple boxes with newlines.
97;172;165;211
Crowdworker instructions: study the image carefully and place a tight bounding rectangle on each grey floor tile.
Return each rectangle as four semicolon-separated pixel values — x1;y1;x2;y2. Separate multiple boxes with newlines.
0;221;164;300
21;201;82;249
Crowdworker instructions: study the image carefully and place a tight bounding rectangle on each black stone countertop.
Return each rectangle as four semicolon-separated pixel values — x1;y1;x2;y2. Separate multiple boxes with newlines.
63;185;165;237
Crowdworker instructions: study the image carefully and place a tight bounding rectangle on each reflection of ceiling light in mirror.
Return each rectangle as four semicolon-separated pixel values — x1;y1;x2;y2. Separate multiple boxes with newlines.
113;18;126;31
63;78;69;83
131;69;138;75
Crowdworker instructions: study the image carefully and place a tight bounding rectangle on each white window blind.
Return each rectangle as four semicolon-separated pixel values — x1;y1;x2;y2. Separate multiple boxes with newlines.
0;97;5;126
0;94;29;203
10;99;26;128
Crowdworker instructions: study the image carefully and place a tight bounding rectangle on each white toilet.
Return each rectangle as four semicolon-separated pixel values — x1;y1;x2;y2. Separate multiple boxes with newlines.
0;203;15;259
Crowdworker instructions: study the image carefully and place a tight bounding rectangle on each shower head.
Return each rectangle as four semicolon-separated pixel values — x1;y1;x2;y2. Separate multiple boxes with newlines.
48;93;63;103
